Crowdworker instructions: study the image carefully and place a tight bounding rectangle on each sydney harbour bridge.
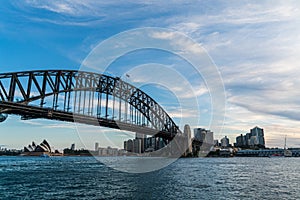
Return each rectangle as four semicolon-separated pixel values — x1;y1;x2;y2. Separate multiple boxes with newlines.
0;70;183;145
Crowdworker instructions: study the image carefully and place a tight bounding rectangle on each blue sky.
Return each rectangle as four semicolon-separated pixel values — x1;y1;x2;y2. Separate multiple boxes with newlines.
1;1;300;150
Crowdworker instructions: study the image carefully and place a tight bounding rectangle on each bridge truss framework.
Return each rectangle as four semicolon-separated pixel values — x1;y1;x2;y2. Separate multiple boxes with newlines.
0;70;182;140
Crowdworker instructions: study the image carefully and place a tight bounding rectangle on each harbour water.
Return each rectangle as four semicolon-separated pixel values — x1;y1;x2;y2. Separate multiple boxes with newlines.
0;156;299;199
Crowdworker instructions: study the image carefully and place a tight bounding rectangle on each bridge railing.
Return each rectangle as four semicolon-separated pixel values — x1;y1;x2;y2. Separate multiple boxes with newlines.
0;70;181;139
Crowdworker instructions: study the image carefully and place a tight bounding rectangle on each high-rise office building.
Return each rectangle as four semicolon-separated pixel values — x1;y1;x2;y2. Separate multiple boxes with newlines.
157;138;165;149
124;141;127;151
235;126;266;149
214;140;219;147
144;137;157;151
249;136;257;147
193;128;215;155
70;143;75;151
95;142;99;151
194;128;206;142
136;132;146;153
133;139;142;154
126;139;133;152
245;133;251;147
250;126;265;148
235;134;246;148
205;130;214;145
194;128;214;144
221;136;230;147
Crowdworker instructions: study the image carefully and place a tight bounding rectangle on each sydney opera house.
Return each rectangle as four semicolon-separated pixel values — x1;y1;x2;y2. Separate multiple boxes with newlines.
23;139;52;156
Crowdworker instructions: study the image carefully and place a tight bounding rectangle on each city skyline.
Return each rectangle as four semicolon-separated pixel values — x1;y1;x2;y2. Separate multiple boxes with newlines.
1;1;300;149
0;125;287;152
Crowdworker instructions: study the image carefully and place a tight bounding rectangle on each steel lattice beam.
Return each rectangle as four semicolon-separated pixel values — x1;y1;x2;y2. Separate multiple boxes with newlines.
0;70;181;139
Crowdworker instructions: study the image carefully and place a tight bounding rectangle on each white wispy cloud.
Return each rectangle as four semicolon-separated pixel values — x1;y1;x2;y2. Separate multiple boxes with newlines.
42;123;76;129
5;1;300;147
21;119;76;129
21;120;44;126
161;1;300;146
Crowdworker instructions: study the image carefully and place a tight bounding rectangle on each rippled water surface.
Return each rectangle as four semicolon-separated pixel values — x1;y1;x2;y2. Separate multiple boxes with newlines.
0;156;299;199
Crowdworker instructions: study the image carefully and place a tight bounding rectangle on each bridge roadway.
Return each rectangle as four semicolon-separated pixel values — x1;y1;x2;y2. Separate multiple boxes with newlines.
0;101;173;140
0;70;181;141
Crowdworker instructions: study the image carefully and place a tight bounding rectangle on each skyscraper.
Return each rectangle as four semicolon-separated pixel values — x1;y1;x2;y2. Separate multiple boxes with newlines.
194;128;214;145
235;134;247;148
250;126;265;148
221;136;230;147
205;130;214;146
95;142;99;151
194;128;206;142
193;128;215;156
234;126;266;149
124;141;127;151
127;139;133;152
133;139;142;154
214;140;219;147
70;143;75;151
136;132;146;153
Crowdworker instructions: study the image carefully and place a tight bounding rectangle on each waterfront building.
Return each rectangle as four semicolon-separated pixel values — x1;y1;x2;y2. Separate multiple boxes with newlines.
98;147;107;156
194;128;206;142
107;146;113;155
32;142;36;150
235;126;265;149
235;134;247;148
184;124;192;154
205;130;214;146
194;128;214;144
124;135;167;153
133;139;142;154
124;141;127;151
97;146;118;156
152;137;157;150
106;146;118;156
118;149;127;156
214;140;219;147
95;142;99;151
145;137;156;152
250;126;265;148
193;128;215;156
70;143;75;151
124;136;158;153
145;137;151;151
158;138;166;149
136;132;146;153
221;136;230;147
235;148;300;157
235;134;242;147
245;133;251;147
249;136;257;147
23;139;52;156
125;139;133;152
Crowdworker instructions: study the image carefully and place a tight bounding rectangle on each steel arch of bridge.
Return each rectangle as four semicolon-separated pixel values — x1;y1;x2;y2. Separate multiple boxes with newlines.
0;70;181;139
